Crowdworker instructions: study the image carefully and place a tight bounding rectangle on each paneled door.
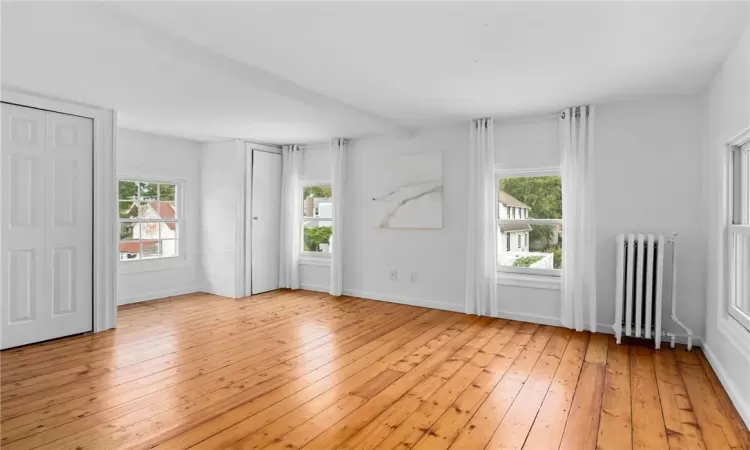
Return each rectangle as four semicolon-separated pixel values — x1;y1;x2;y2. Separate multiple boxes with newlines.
250;150;282;295
1;103;93;349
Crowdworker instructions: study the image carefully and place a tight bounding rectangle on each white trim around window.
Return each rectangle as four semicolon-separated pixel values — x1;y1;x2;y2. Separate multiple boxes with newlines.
726;130;750;333
495;168;562;283
117;177;187;273
299;180;333;261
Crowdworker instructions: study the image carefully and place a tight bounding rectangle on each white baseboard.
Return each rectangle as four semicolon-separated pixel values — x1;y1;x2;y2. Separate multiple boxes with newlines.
701;343;750;428
299;287;703;348
118;286;200;305
496;311;562;327
300;283;329;293
342;289;465;313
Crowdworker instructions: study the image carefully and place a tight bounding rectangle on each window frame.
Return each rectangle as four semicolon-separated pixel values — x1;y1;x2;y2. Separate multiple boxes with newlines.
495;167;562;278
727;142;750;332
300;180;333;260
117;177;185;271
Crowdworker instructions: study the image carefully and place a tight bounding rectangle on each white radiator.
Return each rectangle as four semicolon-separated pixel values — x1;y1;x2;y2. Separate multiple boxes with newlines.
613;233;693;350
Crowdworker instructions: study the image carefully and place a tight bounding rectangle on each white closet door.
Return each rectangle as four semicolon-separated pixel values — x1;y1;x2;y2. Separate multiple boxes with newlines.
1;103;93;349
250;150;281;295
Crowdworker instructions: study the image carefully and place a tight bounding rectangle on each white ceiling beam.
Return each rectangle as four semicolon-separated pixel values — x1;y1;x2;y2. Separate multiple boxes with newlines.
95;4;412;138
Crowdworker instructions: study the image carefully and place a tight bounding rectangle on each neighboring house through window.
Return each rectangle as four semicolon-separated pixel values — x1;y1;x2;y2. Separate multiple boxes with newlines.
496;169;562;275
302;183;333;254
118;180;181;261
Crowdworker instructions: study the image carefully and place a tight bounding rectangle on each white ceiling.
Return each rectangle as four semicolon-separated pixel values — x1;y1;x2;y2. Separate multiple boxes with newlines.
2;1;749;144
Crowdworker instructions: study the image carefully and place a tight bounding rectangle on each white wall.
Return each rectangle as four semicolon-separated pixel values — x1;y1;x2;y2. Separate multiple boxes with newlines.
343;127;470;311
300;144;331;181
199;140;244;298
297;97;708;339
298;128;470;311
701;23;750;426
496;116;559;170
595;96;705;338
116;129;202;304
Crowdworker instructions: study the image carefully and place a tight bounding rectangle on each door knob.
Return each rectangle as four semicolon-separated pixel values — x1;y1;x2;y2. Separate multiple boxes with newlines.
253;216;259;220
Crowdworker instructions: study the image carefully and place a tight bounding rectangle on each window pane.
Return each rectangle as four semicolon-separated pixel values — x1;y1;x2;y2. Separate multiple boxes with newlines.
118;179;182;263
733;232;750;317
141;240;160;259
160;239;179;258
139;222;161;240
498;176;561;220
119;222;136;240
159;183;176;202
302;185;333;217
118;181;137;201
119;201;139;219
138;182;158;201
498;224;562;270
301;185;333;253
137;200;178;220
162;221;179;240
303;220;333;253
119;223;140;261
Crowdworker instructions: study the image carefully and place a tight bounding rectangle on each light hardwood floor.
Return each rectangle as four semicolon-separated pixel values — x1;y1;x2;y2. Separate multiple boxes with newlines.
1;290;748;450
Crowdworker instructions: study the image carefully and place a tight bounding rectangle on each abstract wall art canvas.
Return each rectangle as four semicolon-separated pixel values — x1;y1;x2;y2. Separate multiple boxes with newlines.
372;152;443;229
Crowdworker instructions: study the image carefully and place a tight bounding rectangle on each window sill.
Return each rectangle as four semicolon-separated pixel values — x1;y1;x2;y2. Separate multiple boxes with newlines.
118;257;189;274
496;271;561;290
718;314;750;359
299;254;331;267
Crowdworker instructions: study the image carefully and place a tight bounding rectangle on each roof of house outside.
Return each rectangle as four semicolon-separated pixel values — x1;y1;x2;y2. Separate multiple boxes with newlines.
498;191;530;209
125;201;177;230
313;197;332;206
500;223;532;233
119;239;158;253
148;202;177;230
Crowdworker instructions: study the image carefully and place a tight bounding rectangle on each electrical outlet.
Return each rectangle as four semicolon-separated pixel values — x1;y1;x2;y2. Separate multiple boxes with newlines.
410;272;418;283
389;269;398;282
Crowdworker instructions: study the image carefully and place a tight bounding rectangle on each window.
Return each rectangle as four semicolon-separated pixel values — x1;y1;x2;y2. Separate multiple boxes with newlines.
302;183;333;254
496;172;562;275
119;180;180;261
729;142;750;331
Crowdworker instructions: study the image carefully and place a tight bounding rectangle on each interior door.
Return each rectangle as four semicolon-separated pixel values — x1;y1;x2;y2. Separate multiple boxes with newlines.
1;103;93;349
250;150;282;295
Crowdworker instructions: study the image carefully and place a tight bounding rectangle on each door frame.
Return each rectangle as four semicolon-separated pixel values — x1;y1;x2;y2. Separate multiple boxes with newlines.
1;86;118;333
240;142;281;297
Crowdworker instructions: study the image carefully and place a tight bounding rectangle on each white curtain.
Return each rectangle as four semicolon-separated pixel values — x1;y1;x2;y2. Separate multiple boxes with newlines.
560;105;597;332
279;145;302;289
329;138;347;296
465;118;498;316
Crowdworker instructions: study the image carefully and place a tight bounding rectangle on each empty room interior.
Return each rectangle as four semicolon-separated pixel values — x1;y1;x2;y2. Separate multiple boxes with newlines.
2;1;750;449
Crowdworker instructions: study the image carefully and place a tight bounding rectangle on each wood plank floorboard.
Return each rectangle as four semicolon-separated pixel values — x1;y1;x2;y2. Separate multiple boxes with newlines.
1;291;748;450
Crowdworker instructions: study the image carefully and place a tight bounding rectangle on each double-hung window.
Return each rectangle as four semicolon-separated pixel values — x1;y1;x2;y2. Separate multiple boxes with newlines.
301;182;333;255
728;142;750;331
496;169;562;276
118;180;181;261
